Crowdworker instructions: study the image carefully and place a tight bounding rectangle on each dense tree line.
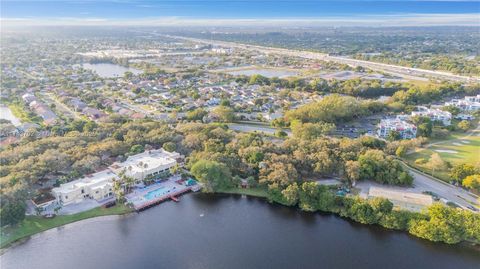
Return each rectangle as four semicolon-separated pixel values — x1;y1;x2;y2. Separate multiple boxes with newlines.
178;123;412;193
284;94;384;125
391;83;480;107
357;54;480;76
270;181;479;244
0;118;178;225
235;74;405;98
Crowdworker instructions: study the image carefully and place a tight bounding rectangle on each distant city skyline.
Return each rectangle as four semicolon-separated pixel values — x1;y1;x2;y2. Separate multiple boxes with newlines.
2;0;480;26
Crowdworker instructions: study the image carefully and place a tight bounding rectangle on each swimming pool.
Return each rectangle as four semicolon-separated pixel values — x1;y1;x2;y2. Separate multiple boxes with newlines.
144;187;169;200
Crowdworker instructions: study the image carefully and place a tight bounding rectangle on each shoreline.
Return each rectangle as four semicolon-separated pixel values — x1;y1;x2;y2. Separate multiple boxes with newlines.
1;188;478;252
0;204;134;250
217;187;480;249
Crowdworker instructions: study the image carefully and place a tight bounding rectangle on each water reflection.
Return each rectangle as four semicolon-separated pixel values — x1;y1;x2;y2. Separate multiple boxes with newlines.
1;193;479;269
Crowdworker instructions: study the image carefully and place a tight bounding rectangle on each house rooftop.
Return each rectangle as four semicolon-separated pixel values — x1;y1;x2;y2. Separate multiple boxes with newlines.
52;170;118;194
109;149;180;174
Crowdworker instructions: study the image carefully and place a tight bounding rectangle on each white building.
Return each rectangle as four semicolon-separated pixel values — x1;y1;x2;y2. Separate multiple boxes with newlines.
455;114;475;121
377;118;417;139
109;149;181;182
445;95;480;111
411;106;452;126
465;94;480;103
52;170;118;205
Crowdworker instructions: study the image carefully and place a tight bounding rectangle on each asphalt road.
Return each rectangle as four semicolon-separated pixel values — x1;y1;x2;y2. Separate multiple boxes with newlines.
357;168;479;212
408;168;479;211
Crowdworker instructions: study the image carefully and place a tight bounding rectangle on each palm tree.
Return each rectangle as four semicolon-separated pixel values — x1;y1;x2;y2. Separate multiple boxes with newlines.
113;180;124;202
124;175;135;193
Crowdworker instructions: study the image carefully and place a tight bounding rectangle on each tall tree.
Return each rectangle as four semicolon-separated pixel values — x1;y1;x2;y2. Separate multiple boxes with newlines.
426;153;446;177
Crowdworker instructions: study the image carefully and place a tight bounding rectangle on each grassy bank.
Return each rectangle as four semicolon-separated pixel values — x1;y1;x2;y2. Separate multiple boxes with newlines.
0;204;132;249
216;187;269;198
8;102;42;124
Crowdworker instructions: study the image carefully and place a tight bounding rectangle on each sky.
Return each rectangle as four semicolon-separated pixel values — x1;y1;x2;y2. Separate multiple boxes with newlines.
1;0;480;26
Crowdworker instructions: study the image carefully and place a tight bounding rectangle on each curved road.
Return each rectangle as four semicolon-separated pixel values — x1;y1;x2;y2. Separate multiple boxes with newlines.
407;168;479;211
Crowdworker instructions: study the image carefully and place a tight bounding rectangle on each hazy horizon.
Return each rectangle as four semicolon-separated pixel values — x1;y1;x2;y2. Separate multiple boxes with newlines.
2;0;480;26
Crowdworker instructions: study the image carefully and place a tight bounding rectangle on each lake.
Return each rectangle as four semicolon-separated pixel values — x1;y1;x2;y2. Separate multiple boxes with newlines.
81;63;143;78
0;105;21;126
1;194;479;269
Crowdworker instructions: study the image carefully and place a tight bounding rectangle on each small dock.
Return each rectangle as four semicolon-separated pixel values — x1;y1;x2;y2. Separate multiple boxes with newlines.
134;187;192;211
126;178;203;212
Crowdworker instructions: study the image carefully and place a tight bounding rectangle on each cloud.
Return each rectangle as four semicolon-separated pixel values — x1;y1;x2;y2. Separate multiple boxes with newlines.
2;13;479;27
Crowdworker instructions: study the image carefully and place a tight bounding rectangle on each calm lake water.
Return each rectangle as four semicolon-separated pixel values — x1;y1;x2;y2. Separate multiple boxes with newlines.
82;63;143;78
1;194;479;269
0;105;21;126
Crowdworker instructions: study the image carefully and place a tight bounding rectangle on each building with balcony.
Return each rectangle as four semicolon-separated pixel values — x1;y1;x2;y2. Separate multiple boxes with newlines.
376;118;417;139
52;170;118;205
411;106;452;126
109;149;182;182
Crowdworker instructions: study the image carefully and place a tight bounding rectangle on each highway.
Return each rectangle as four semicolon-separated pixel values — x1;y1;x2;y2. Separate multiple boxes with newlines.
158;33;480;84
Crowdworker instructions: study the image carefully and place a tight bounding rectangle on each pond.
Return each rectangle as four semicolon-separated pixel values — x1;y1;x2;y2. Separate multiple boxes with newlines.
81;63;143;78
0;105;21;126
1;194;478;269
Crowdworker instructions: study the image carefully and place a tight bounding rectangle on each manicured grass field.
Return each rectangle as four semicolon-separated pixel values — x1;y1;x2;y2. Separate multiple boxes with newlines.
404;131;480;182
0;204;132;249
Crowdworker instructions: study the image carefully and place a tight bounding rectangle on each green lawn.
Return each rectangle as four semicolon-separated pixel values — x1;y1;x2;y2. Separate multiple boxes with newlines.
404;131;480;182
0;204;132;249
8;103;42;124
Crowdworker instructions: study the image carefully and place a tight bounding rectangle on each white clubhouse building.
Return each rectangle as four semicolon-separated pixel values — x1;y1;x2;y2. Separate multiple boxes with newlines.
109;149;181;183
52;149;181;205
52;170;118;205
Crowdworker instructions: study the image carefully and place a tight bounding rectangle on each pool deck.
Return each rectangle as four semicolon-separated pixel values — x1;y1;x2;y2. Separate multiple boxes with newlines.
126;176;201;211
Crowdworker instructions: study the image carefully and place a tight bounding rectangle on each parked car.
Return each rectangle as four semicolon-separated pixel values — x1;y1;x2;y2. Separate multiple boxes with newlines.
422;191;440;201
466;205;479;212
103;201;116;208
446;201;460;208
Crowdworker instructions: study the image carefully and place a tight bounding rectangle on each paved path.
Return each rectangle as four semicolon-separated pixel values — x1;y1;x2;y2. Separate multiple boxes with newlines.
406;123;479;155
424;124;480;148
